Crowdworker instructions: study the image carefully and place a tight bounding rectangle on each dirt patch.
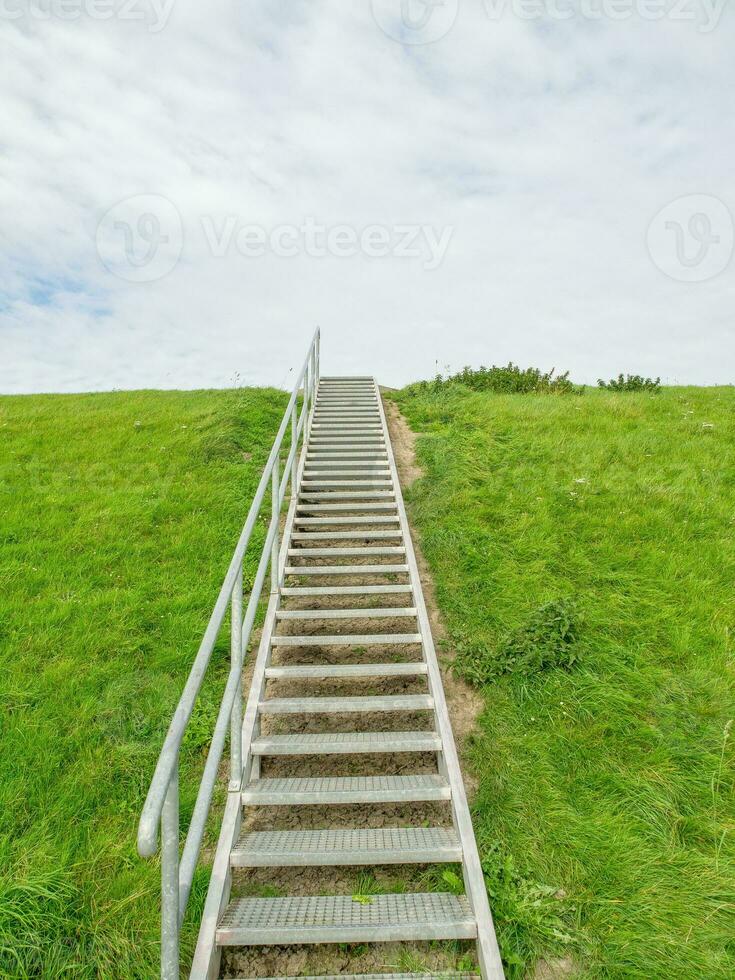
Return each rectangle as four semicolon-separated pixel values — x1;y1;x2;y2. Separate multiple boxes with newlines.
382;395;423;488
382;392;484;798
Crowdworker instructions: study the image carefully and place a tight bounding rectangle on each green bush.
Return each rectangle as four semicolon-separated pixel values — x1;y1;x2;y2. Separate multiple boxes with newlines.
455;599;580;686
597;373;661;392
410;363;581;396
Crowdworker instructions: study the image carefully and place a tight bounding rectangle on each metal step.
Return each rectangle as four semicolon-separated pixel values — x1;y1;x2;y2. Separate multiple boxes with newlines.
250;730;442;756
258;695;434;714
240;773;450;805
223;974;477;980
276;607;416;620
284;564;409;576
303;469;391;477
288;547;405;557
280;584;413;596
230;827;461;867
291;531;403;541
293;516;400;525
271;632;422;646
300;481;393;489
296;502;397;511
264;662;426;680
216;893;476;945
304;462;389;468
298;492;395;500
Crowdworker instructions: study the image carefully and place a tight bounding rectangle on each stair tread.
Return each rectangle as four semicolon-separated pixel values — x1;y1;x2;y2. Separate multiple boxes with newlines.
284;565;409;576
259;694;434;714
240;773;450;805
271;632;421;645
231;827;461;866
276;607;416;619
216;892;475;945
225;973;478;980
264;663;426;679
280;585;412;596
250;730;441;755
288;547;404;556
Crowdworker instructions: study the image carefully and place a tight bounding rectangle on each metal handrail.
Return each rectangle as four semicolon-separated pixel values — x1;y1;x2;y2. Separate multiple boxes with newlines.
137;328;319;979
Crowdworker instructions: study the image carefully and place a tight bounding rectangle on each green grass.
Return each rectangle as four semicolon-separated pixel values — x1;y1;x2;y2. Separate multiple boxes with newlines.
392;384;735;979
0;387;287;978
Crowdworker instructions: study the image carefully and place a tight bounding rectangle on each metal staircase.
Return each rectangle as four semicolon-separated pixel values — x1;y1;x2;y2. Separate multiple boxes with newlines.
137;333;505;980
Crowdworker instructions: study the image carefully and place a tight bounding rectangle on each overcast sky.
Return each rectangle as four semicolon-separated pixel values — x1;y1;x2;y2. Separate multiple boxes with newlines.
2;1;734;393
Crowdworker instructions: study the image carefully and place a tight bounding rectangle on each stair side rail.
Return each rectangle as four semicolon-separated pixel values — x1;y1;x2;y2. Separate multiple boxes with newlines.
136;328;320;979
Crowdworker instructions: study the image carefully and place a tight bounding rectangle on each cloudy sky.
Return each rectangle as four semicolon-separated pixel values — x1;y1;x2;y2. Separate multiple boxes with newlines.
1;0;734;393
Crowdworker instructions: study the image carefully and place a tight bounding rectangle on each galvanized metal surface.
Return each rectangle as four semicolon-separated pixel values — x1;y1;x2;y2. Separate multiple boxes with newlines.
240;773;451;806
216;892;476;945
147;366;505;980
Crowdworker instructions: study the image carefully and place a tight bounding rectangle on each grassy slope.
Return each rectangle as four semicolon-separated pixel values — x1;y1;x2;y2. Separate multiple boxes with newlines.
392;385;735;979
0;388;286;978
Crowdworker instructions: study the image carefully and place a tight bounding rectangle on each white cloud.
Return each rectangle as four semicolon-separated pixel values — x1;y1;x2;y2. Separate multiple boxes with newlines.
1;0;734;392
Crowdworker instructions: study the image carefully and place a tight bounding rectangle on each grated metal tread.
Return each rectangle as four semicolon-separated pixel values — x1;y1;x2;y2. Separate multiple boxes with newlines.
276;607;417;620
230;826;461;867
264;663;427;680
271;633;422;646
225;974;477;980
284;564;409;576
294;517;400;524
216;892;475;945
296;502;397;511
240;773;450;805
288;546;405;556
291;532;403;541
258;694;434;715
250;730;441;756
280;584;413;596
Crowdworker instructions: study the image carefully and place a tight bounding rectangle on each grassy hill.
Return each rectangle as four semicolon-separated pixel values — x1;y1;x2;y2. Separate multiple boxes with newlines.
0;388;286;978
391;383;735;978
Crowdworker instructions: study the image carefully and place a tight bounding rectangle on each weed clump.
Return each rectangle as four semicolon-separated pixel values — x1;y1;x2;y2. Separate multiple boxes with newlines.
455;599;579;686
411;363;581;396
597;373;661;392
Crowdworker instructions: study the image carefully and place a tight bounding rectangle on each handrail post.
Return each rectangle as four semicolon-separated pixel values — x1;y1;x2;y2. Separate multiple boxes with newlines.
271;454;280;592
290;403;298;497
161;768;179;980
229;565;243;788
315;329;320;386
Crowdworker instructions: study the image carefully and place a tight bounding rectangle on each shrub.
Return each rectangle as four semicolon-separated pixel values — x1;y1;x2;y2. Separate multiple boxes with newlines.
455;599;580;686
411;363;581;396
597;374;661;392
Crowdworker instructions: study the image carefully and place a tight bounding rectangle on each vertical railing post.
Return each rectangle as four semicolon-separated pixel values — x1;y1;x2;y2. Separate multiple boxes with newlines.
315;330;320;387
230;565;243;787
161;768;179;980
290;403;298;498
271;454;280;592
